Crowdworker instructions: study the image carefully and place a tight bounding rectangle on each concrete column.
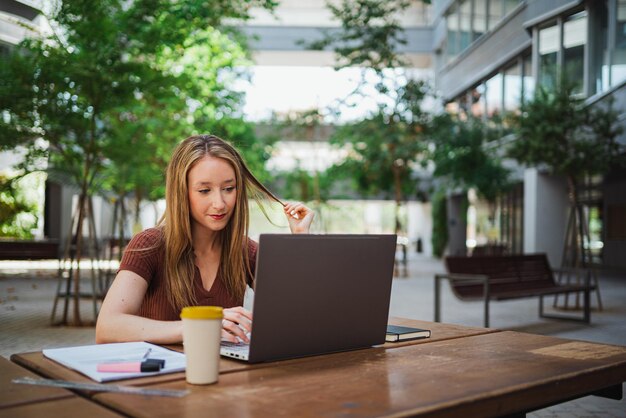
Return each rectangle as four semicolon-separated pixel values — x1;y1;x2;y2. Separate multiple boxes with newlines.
523;168;569;267
603;172;626;270
407;201;433;257
446;193;468;256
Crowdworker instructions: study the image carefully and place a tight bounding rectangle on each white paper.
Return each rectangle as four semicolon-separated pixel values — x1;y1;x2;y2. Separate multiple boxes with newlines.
43;341;186;382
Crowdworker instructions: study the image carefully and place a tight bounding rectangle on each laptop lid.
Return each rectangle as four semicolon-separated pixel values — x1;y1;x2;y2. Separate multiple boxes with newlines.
245;233;396;363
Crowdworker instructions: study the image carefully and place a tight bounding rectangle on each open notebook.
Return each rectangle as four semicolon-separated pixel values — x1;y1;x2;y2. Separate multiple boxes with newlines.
220;233;397;363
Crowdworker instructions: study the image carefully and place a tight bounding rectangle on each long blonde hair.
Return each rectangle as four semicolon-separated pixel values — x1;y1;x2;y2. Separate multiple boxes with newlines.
158;134;281;312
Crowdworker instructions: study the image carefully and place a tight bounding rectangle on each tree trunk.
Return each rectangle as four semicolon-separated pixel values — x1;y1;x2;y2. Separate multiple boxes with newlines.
392;164;403;236
557;175;603;311
565;176;586;268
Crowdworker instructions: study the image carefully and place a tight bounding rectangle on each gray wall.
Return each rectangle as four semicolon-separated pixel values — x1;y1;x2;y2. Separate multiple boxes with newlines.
523;168;569;267
446;193;468;256
239;26;433;54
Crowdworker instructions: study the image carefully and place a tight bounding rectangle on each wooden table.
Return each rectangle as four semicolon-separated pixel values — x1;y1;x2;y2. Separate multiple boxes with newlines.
1;356;121;417
11;318;495;380
0;355;72;409
9;319;626;417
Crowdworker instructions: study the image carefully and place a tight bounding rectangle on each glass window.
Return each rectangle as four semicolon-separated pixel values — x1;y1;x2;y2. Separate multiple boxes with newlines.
590;1;609;94
474;0;488;40
486;73;503;118
488;0;503;30
613;0;626;86
459;0;472;52
446;5;460;63
522;54;534;103
538;23;559;89
503;63;521;112
563;12;587;94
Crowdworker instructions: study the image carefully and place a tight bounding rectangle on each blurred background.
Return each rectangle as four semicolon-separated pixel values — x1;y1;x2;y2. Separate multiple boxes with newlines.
0;0;624;273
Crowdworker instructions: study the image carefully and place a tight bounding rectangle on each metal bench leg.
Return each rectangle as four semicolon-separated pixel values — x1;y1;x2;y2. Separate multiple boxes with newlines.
584;284;591;323
483;280;490;328
434;275;441;323
540;291;592;323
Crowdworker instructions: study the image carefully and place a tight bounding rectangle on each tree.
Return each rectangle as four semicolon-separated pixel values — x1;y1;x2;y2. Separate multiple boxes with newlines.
0;174;39;238
310;0;432;235
98;27;258;238
0;0;276;325
426;113;511;255
508;76;624;271
429;113;511;202
330;79;430;233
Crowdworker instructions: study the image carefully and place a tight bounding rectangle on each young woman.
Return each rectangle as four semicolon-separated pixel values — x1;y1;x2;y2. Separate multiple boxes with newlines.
96;135;314;344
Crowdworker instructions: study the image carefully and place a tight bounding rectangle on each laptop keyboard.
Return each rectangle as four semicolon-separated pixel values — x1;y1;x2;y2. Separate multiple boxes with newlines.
220;341;250;357
221;341;248;350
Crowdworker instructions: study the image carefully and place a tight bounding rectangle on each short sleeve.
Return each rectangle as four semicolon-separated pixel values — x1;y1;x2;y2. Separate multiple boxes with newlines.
118;228;163;284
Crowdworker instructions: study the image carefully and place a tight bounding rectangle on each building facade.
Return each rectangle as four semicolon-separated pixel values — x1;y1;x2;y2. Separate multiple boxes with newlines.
432;0;626;269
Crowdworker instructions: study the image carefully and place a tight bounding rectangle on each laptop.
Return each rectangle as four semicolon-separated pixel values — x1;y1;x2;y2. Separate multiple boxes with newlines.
220;233;397;363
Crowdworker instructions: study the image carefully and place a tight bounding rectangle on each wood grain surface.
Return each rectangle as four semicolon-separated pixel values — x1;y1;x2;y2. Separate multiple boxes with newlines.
93;331;626;418
1;397;123;417
0;355;72;409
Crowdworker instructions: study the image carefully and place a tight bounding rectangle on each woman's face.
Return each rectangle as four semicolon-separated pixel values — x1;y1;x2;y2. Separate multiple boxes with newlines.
187;155;237;235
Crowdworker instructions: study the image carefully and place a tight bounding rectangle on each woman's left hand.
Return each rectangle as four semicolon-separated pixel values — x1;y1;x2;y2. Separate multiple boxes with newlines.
283;202;314;234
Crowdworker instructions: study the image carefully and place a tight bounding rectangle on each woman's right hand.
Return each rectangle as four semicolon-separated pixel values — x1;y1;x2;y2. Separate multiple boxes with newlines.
221;306;253;343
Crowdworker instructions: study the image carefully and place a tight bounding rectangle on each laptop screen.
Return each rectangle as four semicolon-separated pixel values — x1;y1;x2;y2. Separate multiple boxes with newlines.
244;234;397;363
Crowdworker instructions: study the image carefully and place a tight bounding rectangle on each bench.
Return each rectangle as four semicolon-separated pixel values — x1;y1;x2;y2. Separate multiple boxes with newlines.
0;239;60;260
434;253;594;327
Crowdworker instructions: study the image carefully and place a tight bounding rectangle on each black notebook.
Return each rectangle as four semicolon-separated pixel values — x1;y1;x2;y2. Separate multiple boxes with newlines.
385;325;431;342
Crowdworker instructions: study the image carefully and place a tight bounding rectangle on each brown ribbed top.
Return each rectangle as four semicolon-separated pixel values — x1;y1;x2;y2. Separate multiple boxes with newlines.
118;227;257;321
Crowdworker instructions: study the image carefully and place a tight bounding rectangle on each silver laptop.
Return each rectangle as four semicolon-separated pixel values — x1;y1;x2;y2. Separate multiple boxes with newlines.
220;233;397;363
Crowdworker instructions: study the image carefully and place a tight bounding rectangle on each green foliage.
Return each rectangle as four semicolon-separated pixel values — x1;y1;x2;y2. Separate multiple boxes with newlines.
308;0;434;234
508;76;624;184
429;114;511;202
330;86;429;202
281;169;316;202
308;0;413;72
0;0;277;232
98;26;256;204
328;79;431;204
431;188;448;258
0;174;38;238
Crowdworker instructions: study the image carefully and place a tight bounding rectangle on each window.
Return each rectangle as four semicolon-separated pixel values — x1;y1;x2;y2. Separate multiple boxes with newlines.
488;0;503;30
486;73;503;118
538;23;559;89
563;12;587;94
503;62;521;112
459;0;472;52
613;0;626;85
474;0;488;40
590;1;609;94
446;5;460;63
522;54;534;103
